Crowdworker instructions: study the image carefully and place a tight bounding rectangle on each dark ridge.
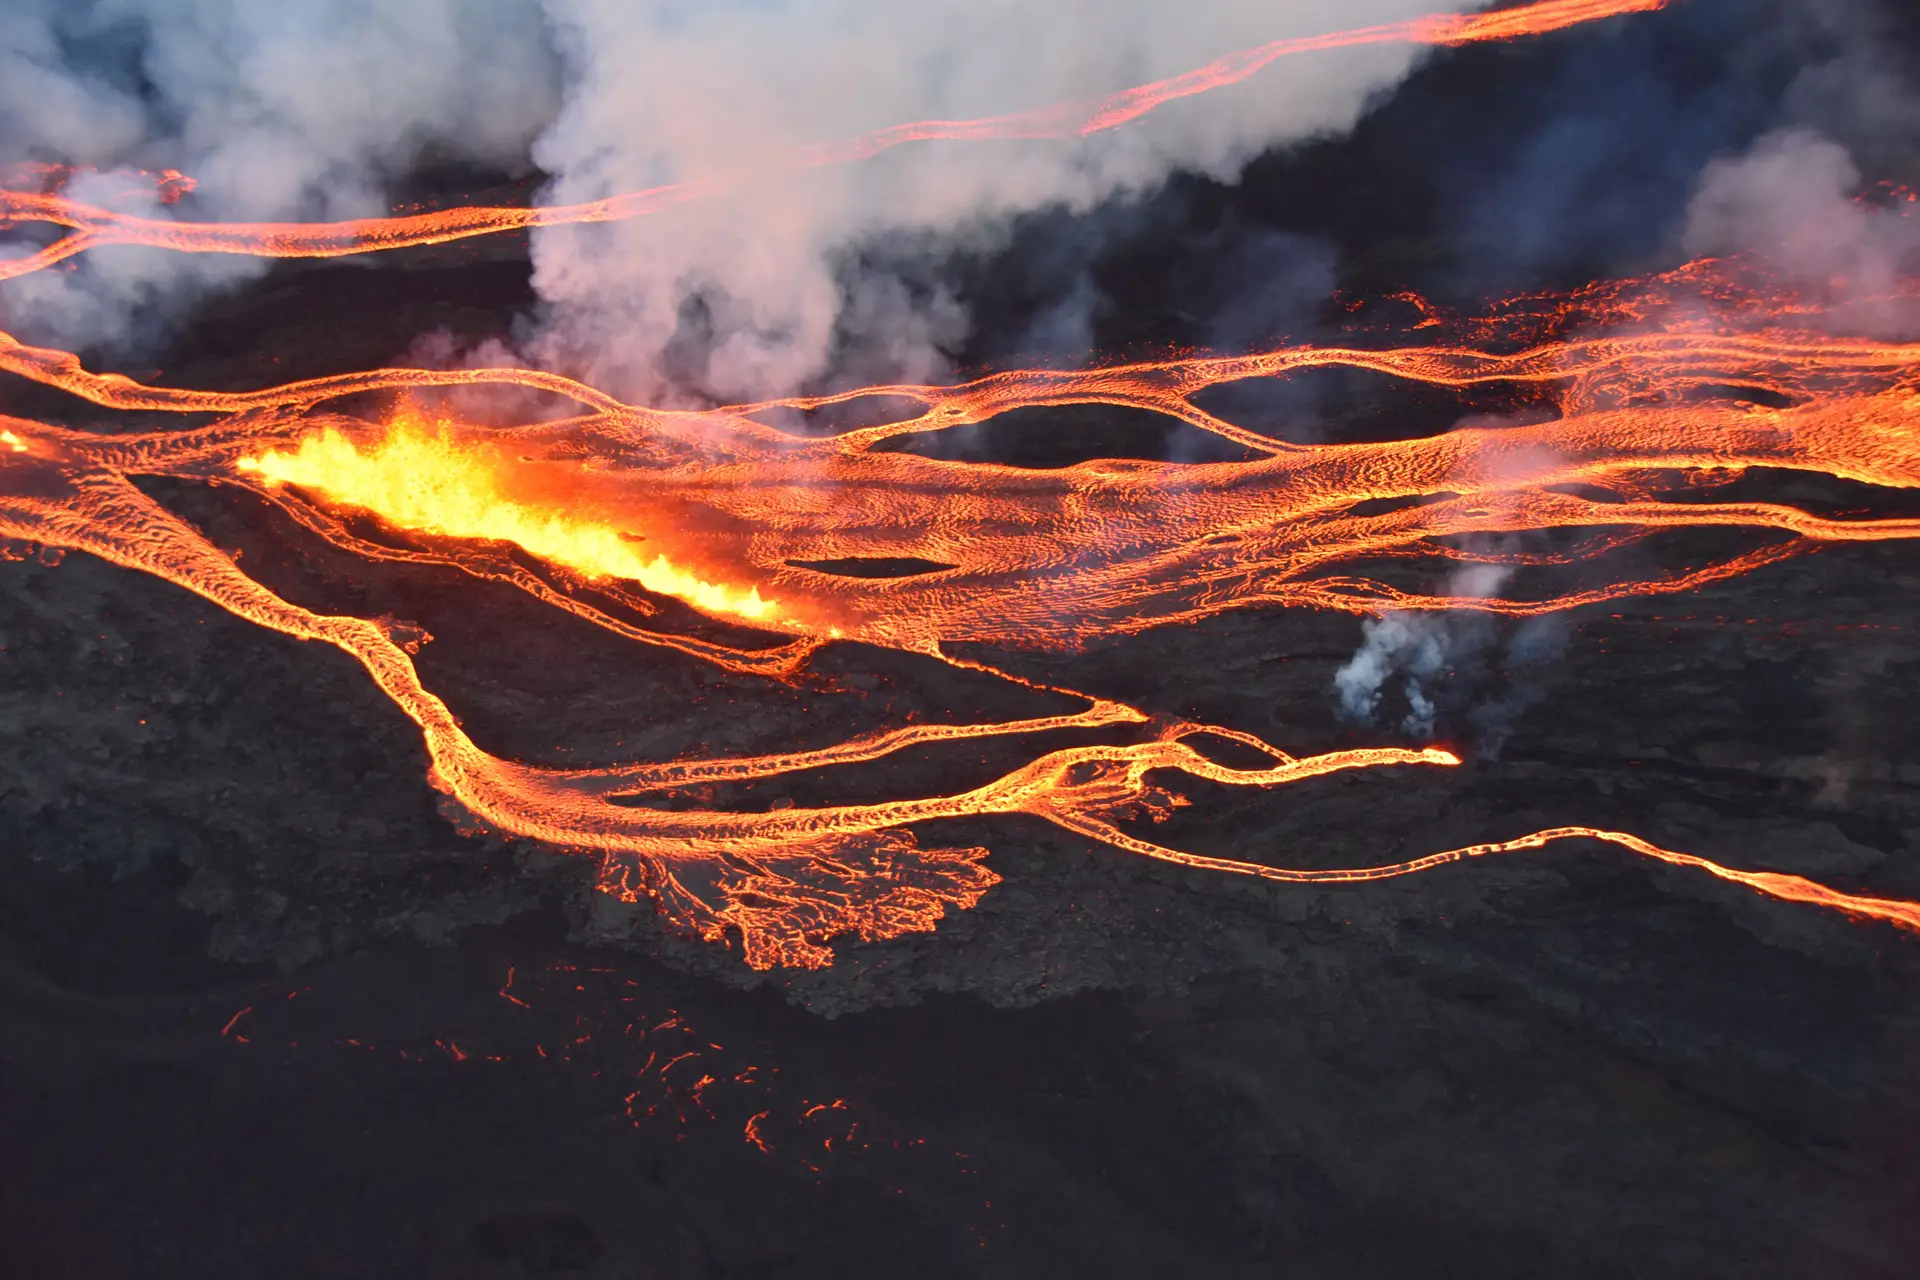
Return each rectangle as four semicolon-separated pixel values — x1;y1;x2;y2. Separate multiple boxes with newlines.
1542;483;1631;504
1653;466;1920;520
872;402;1258;468
0;370;231;434
745;394;930;436
788;556;956;579
1190;368;1554;446
1682;383;1800;410
145;256;539;392
381;163;544;215
1176;730;1282;772
1344;493;1439;519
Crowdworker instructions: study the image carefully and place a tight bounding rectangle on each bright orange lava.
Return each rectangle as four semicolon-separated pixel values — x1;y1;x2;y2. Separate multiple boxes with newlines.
4;0;1920;969
237;414;780;623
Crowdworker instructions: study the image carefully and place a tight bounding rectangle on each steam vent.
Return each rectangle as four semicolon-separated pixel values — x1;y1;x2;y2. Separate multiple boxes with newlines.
5;1;1920;1274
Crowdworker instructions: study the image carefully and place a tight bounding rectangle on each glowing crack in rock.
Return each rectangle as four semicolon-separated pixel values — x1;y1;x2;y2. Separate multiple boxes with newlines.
4;0;1920;968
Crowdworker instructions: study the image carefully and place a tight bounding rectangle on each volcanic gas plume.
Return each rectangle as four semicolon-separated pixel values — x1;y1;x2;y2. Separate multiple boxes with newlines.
4;0;1920;970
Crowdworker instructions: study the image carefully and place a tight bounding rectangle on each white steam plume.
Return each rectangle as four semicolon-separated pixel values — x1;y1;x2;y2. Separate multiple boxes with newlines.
1333;564;1512;738
525;0;1457;402
4;0;1475;392
1683;127;1920;309
1;0;561;349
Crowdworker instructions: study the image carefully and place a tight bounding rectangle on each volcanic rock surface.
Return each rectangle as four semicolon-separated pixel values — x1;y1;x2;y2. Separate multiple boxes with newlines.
7;11;1920;1276
6;300;1920;1279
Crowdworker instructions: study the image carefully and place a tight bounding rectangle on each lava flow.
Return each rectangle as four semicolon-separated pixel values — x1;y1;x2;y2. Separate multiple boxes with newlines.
5;0;1920;969
236;414;780;624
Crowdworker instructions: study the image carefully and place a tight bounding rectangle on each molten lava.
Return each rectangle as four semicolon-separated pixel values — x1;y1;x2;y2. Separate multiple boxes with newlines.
3;0;1919;969
237;415;779;623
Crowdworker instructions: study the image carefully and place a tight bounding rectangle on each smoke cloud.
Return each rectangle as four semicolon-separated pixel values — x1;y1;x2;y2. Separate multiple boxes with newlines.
1383;0;1918;303
4;0;1467;396
523;0;1442;402
1332;592;1570;753
1;0;562;349
1315;0;1914;761
1333;564;1512;739
1682;127;1920;330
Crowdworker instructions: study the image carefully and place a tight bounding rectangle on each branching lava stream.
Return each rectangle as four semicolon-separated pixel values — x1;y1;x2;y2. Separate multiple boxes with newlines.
5;0;1920;968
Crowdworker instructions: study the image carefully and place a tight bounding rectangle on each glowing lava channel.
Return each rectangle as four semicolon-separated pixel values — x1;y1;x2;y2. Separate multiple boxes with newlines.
6;266;1920;968
238;417;779;624
5;0;1920;969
